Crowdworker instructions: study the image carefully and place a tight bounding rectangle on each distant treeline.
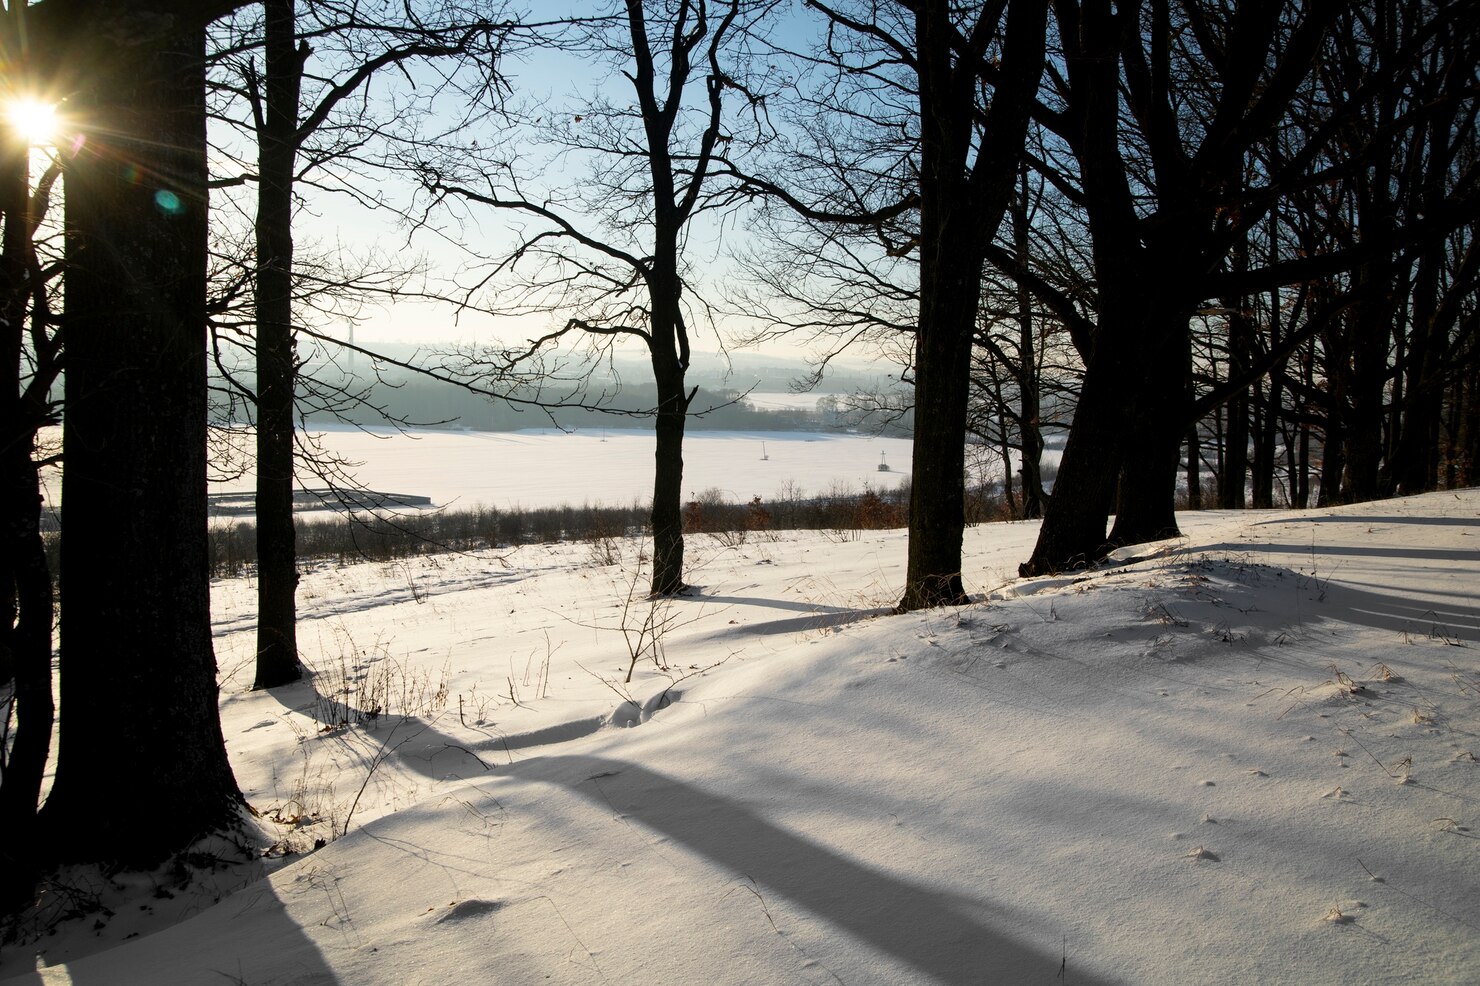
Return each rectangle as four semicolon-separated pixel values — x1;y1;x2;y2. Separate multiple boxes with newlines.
190;478;1019;578
32;479;1018;580
215;366;914;435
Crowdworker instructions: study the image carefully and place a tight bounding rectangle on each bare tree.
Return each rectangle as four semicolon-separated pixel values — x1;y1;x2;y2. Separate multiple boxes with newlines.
207;0;512;688
421;0;773;596
729;0;1048;608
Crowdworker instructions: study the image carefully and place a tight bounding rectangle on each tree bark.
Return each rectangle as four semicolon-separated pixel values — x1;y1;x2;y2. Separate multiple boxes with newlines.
41;7;242;864
903;263;975;607
1019;337;1127;575
648;335;690;597
1218;250;1252;509
253;0;306;689
1108;313;1188;546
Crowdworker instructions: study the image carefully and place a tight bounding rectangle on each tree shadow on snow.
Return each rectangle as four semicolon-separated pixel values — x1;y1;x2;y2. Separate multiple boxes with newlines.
1247;514;1480;530
271;695;1112;984
695;594;894;637
497;753;1115;985
4;878;344;986
1196;544;1480;640
1203;539;1480;565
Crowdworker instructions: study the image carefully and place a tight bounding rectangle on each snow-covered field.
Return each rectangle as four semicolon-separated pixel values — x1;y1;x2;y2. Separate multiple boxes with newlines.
5;491;1480;984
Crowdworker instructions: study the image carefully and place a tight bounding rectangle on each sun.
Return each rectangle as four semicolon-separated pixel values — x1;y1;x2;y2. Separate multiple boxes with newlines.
6;98;58;146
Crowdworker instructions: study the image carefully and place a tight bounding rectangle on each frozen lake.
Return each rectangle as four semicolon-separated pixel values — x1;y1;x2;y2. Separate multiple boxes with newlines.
211;426;916;512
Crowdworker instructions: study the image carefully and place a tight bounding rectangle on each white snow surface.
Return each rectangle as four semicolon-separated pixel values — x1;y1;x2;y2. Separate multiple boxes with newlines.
215;427;917;509
4;491;1480;984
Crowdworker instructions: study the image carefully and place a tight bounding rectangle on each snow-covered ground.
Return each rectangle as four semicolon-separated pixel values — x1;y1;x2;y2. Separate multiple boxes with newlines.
5;491;1479;984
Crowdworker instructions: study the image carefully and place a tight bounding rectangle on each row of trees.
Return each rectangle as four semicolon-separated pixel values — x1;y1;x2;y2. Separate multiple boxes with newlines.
2;0;1476;914
744;0;1476;577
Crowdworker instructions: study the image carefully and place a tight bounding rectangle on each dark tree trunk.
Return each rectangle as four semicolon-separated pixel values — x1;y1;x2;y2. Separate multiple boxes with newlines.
1457;354;1478;486
1250;376;1277;508
0;55;55;907
1012;167;1045;520
1251;283;1283;508
903;270;975;607
1019;344;1126;574
0;452;51;903
41;9;242;864
648;342;690;597
900;0;1046;609
1185;427;1203;510
1296;341;1316;507
1389;273;1443;495
1108;310;1188;546
1218;264;1251;508
1341;260;1392;503
1251;169;1286;509
253;0;305;689
1021;0;1135;575
1317;420;1345;507
999;419;1018;519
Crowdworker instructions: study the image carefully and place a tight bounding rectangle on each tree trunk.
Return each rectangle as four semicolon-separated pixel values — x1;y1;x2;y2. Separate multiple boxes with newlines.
253;0;305;689
1341;273;1390;503
1219;279;1251;509
1185;426;1203;510
1019;347;1126;575
1456;354;1478;486
1251;211;1285;509
1012;167;1045;520
0;73;54;908
1107;312;1187;546
899;0;1045;609
0;455;51;910
648;354;690;597
902;280;974;607
41;9;242;865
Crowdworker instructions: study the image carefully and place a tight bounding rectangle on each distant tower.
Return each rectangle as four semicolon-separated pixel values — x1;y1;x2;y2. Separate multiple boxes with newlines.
347;320;356;372
878;452;890;472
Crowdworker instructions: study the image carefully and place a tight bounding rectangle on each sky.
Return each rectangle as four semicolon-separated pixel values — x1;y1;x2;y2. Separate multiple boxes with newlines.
208;1;883;365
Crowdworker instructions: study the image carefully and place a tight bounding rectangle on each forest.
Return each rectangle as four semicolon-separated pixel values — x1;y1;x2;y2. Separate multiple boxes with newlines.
1;0;1476;930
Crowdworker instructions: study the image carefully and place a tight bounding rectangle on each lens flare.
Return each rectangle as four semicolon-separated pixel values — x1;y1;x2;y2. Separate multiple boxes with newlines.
6;98;58;145
153;190;184;215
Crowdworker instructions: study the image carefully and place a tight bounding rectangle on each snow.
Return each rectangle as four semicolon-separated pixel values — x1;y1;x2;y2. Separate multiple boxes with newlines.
743;390;841;411
4;491;1479;984
213;427;918;510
